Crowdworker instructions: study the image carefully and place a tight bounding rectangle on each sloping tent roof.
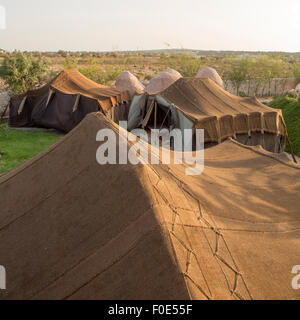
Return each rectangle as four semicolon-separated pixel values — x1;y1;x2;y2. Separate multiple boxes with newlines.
0;112;300;300
9;69;131;132
158;77;287;143
12;69;131;112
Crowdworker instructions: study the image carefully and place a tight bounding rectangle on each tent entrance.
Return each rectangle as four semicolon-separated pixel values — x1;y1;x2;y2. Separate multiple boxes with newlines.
142;98;172;130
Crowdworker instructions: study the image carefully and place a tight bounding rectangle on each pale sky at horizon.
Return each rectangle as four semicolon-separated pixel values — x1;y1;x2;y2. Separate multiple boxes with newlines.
0;0;299;52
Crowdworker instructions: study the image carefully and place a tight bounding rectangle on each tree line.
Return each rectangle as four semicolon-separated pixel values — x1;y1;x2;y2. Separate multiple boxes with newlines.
0;51;299;95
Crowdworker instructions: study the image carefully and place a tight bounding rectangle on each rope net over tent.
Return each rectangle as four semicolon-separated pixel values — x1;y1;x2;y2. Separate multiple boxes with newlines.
0;112;299;300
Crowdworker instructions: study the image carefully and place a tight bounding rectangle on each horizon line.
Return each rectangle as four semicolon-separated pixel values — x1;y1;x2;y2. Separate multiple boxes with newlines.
1;48;300;54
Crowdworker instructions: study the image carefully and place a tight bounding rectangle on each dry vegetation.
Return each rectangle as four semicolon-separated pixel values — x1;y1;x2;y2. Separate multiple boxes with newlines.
0;49;300;94
52;51;300;84
2;50;300;82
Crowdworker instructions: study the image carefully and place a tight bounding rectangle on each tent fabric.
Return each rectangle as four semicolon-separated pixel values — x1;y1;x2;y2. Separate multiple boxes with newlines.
0;112;299;300
12;69;131;111
129;78;286;152
115;71;145;99
234;132;284;153
30;92;101;132
158;77;287;143
127;94;147;131
9;69;131;132
196;67;224;88
146;69;182;95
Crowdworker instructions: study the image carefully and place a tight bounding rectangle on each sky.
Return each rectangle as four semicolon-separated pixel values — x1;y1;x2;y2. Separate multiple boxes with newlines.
0;0;299;52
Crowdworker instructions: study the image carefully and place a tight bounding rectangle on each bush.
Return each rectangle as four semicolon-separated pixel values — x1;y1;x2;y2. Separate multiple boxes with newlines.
162;54;202;77
79;65;122;85
63;57;78;69
286;91;297;99
269;96;300;156
0;52;49;94
223;56;251;95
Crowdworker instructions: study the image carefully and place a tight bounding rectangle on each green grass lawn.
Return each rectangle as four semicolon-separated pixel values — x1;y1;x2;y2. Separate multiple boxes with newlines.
269;96;300;156
0;124;61;174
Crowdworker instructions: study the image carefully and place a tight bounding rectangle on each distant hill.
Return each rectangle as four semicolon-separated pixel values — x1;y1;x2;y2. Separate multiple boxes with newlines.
123;48;300;57
2;48;300;59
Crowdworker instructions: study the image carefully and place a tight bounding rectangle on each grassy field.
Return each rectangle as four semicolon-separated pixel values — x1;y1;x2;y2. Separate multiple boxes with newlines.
0;125;61;174
269;96;300;156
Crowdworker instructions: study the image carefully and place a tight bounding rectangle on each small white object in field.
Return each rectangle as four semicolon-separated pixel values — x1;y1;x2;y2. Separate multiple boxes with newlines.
288;89;297;96
196;67;224;88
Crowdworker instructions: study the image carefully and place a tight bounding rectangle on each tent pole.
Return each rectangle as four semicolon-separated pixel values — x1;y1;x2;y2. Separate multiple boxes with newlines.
46;89;54;107
159;108;171;131
17;96;27;115
0;104;9;122
141;100;155;129
72;94;81;112
286;132;297;164
154;102;157;129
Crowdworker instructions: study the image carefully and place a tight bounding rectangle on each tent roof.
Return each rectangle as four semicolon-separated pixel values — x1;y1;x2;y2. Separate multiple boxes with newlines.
158;77;286;142
196;67;224;88
115;71;145;98
0;112;299;300
146;69;182;95
11;69;131;112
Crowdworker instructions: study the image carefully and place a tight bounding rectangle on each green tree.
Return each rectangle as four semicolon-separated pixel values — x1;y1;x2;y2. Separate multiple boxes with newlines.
223;56;251;95
0;52;49;94
63;57;78;69
292;59;300;79
250;56;271;96
79;65;122;85
166;54;202;77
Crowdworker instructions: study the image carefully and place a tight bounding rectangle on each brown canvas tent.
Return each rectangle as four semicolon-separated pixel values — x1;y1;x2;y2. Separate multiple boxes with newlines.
0;112;299;300
128;77;287;153
9;69;131;132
